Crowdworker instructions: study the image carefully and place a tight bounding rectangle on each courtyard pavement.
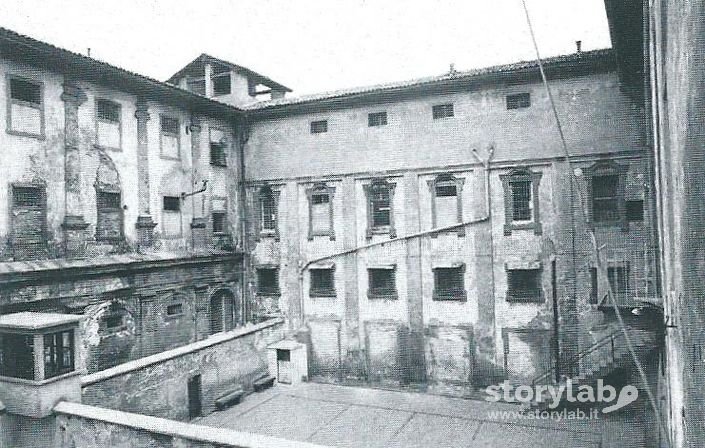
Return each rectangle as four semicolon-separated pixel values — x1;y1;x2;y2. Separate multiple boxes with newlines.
195;382;647;447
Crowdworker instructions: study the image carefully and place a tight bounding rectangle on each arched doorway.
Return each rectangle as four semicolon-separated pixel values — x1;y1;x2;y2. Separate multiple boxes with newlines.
210;289;237;334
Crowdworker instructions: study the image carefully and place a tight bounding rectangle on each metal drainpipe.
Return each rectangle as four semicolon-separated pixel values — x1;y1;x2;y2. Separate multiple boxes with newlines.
237;117;250;325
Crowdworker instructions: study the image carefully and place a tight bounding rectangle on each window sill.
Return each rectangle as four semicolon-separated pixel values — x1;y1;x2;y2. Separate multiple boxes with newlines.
366;226;396;239
310;290;337;298
257;292;281;297
308;231;335;241
432;290;467;302
368;291;398;300
259;231;280;241
210;162;228;168
504;221;542;236
7;129;45;140
506;294;544;303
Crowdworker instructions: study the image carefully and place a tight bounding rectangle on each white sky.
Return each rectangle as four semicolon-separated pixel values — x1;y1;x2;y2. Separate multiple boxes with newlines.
0;0;611;96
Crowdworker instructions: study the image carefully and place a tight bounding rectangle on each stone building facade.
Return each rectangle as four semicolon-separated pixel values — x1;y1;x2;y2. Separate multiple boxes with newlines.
240;49;658;389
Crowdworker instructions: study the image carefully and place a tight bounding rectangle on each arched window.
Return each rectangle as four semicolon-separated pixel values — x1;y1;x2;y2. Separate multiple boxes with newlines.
427;173;465;235
307;183;335;240
500;168;543;235
364;179;396;238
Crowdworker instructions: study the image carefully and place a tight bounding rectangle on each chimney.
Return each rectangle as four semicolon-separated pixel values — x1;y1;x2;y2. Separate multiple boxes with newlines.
575;40;582;54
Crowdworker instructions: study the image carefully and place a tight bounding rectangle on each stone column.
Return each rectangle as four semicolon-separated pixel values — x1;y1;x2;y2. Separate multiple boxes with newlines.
189;115;208;250
135;99;156;250
60;80;88;258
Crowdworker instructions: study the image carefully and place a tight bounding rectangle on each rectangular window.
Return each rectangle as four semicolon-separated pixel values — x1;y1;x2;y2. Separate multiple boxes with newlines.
626;200;644;222
11;184;47;260
96;99;121;149
370;187;391;227
0;333;34;379
432;103;454;119
507;269;542;302
210;128;227;167
310;268;336;297
212;211;226;234
607;264;630;303
260;190;277;232
368;268;397;299
434;179;459;228
44;330;74;379
160;115;180;159
96;191;123;241
310;120;328;134
8;77;43;136
187;78;206;96
162;196;182;237
511;179;532;221
592;175;619;222
311;191;331;235
257;268;280;295
368;111;388;127
433;267;466;301
590;267;599;304
167;303;184;316
212;73;231;96
506;92;531;109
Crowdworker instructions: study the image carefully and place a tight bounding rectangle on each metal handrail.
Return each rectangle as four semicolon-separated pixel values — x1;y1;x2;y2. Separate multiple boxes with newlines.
532;329;627;386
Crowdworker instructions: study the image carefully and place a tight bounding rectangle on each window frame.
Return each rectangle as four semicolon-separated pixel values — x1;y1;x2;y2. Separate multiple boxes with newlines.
6;75;45;139
256;185;280;240
256;267;280;296
506;268;543;303
159;114;181;160
309;267;336;298
500;168;543;236
586;161;629;230
307;183;336;240
95;98;122;150
363;179;397;239
95;189;124;242
432;103;454;120
427;173;465;236
432;265;467;301
367;267;398;300
43;329;75;379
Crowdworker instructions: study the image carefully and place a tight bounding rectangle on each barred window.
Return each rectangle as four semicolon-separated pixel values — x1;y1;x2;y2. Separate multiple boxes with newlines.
96;191;123;240
368;111;388;127
511;178;532;221
310;268;335;297
370;182;391;227
368;268;397;299
433;266;466;301
257;268;280;295
507;269;542;302
432;103;454;119
167;303;184;316
259;187;277;232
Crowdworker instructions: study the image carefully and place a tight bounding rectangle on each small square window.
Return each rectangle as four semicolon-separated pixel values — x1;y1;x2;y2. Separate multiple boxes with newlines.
432;104;454;119
163;196;181;212
368;111;388;127
368;268;397;299
310;268;336;297
212;212;226;234
310;120;328;134
506;93;531;109
97;99;120;123
212;74;231;96
433;267;466;301
507;269;542;302
167;303;183;316
257;268;280;295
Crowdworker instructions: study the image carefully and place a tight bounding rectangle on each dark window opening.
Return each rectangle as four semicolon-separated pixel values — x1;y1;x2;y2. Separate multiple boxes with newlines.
433;267;466;300
506;92;531;109
511;179;532;221
97;99;120;123
10;78;41;104
187;78;206;96
212;74;231;96
312;193;329;205
13;186;43;207
370;183;391;227
436;184;457;197
590;267;599;304
310;268;335;297
104;314;123;329
44;330;74;379
276;349;290;362
626;200;644;222
210;142;227;167
160;116;179;135
163;196;181;212
257;268;280;295
0;333;34;379
608;265;629;302
432;103;454;119
368;268;397;299
310;120;328;134
212;212;226;234
167;303;184;316
96;191;123;241
507;269;542;301
592;175;619;222
260;188;277;232
368;111;388;127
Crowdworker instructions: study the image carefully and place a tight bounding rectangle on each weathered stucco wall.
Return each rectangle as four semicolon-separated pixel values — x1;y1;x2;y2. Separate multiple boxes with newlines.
81;318;284;421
